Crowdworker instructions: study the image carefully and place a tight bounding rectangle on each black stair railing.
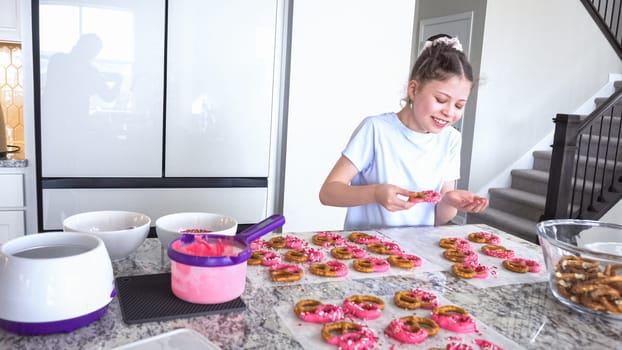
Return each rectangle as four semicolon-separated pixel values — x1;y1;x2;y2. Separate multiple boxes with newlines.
542;1;622;220
543;89;622;220
581;0;622;61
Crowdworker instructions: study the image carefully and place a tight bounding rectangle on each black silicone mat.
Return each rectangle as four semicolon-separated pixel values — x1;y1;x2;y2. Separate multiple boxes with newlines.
115;273;246;324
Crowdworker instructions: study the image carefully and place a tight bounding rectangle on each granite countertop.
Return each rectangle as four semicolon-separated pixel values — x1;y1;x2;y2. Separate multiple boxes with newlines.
1;225;620;350
0;150;27;168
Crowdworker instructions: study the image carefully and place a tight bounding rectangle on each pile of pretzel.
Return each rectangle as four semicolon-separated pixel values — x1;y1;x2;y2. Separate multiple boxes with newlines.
554;255;622;314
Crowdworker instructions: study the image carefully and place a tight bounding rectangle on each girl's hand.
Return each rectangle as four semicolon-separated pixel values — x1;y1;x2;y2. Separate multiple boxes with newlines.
441;190;488;213
374;184;415;212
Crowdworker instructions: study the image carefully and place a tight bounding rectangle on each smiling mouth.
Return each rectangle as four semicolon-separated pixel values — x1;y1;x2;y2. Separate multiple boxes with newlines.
432;117;448;126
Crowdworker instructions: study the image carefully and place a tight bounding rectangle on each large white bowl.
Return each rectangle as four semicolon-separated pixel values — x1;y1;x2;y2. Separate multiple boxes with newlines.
155;212;238;249
0;232;115;334
63;210;151;260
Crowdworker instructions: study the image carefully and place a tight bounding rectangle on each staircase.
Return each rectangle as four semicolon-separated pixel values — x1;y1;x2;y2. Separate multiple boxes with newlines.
468;81;622;244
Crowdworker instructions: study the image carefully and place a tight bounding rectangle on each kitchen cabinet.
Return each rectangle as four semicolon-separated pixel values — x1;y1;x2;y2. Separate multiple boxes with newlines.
0;0;20;43
165;0;277;177
0;172;25;242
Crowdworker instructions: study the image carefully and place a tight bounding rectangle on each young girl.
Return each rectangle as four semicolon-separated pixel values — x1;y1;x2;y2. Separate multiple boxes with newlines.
319;34;488;230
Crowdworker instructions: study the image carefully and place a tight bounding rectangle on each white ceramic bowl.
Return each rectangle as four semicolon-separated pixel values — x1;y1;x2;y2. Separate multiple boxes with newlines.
63;210;151;260
155;212;238;249
0;232;115;334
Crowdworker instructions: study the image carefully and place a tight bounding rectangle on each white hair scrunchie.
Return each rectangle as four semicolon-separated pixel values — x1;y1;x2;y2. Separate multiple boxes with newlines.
421;36;463;53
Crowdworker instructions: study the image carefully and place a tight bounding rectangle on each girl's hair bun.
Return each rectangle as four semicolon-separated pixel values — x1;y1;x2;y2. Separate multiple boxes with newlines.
421;33;463;53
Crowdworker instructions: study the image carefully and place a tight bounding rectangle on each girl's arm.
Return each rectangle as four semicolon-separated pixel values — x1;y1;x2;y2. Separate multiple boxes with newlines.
319;155;414;211
434;181;489;225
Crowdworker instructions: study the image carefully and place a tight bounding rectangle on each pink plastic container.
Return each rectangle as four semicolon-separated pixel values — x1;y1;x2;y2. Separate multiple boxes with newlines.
167;214;284;304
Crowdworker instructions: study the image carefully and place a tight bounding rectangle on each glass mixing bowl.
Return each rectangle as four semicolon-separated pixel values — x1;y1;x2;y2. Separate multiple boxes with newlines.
537;219;622;320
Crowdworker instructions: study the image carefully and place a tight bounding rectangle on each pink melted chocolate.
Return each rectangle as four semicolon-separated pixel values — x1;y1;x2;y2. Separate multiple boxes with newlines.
174;237;238;257
507;258;542;272
326;324;377;350
432;313;478;333
407;288;439;309
384;318;429;344
474;339;504;350
298;304;345;324
483;247;515;259
326;260;348;277
343;298;383;320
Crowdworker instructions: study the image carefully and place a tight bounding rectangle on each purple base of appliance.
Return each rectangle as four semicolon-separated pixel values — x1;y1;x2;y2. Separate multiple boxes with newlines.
0;304;109;335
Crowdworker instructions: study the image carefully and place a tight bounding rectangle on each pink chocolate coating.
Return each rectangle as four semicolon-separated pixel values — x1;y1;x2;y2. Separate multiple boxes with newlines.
315;231;346;246
344;244;366;258
483;247;515;259
400;253;423;267
326;324;377;350
326;260;348;277
250;239;270;251
298;304;345;324
343;298;383;320
365;257;390;272
304;247;325;262
472;231;501;245
384;318;429;344
462;250;479;265
474;339;504;350
382;241;403;254
473;264;489;279
259;251;281;266
446;342;475;350
407;289;439;309
174;238;234;257
285;235;308;249
432;313;477;333
508;258;541;272
269;263;302;274
355;235;382;244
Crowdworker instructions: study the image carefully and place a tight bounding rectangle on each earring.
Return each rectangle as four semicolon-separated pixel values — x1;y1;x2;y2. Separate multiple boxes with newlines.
409;101;413;109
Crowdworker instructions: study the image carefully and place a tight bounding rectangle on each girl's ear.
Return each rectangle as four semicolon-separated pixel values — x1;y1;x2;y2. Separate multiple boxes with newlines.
408;80;418;99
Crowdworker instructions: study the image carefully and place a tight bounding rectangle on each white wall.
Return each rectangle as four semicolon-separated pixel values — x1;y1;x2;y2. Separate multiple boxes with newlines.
600;201;622;224
281;0;416;232
471;0;622;192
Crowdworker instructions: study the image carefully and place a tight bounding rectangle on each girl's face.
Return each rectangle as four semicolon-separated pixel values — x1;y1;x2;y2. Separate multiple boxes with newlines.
405;76;472;133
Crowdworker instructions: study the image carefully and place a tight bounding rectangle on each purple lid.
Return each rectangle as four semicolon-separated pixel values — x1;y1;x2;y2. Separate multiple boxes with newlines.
167;214;285;267
168;236;251;267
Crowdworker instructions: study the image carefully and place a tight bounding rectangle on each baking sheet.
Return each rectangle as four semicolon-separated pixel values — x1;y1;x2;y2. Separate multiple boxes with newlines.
275;291;524;350
379;225;548;288
246;230;445;287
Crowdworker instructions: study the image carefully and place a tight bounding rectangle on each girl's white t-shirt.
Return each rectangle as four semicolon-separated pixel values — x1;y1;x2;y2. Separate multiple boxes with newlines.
342;112;461;230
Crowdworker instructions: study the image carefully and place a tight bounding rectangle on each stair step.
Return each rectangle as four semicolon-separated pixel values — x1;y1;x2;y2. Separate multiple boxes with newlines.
532;149;622;178
532;150;551;172
488;188;545;222
595;96;622;107
510;169;549;195
467;208;539;244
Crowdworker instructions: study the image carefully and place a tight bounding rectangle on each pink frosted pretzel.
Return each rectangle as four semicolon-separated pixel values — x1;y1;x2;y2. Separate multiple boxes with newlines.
408;190;442;203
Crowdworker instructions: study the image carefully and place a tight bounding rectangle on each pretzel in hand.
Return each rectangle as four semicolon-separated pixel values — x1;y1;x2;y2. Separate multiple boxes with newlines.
408;190;442;204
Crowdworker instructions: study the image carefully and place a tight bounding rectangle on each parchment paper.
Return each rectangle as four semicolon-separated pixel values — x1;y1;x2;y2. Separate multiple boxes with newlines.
275;291;524;349
246;230;445;287
379;225;548;288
